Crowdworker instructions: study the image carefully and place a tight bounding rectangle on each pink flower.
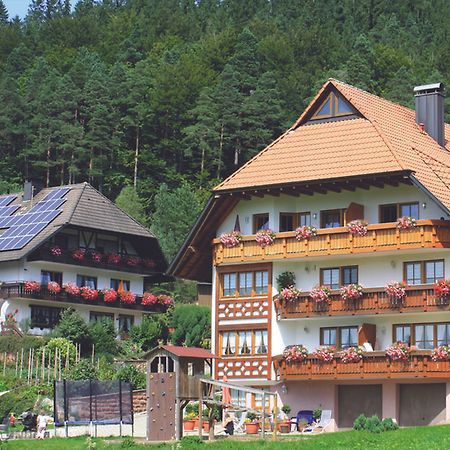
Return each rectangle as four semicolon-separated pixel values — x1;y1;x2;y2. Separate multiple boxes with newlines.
295;225;317;241
346;220;369;237
72;248;86;261
64;282;80;296
385;342;409;361
47;281;61;294
50;246;62;257
126;256;141;267
255;229;276;247
431;345;450;361
339;347;363;363
397;216;416;230
220;231;242;248
141;292;158;306
102;288;118;303
157;294;174;306
279;285;302;302
282;345;308;363
120;291;136;304
340;284;363;301
89;250;103;263
24;281;40;293
434;279;450;299
385;281;406;301
312;346;335;362
80;286;98;301
309;285;331;302
107;253;121;264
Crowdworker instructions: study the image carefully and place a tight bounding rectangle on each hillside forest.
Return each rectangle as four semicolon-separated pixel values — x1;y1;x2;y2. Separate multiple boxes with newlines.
0;0;450;263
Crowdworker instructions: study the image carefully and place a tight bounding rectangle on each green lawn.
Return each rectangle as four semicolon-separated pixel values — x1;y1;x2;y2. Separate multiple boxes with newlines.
1;425;450;450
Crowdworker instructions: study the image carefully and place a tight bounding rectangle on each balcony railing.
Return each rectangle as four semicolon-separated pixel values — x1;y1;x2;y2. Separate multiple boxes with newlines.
28;246;161;275
275;285;448;319
0;282;168;313
213;220;450;265
273;351;450;381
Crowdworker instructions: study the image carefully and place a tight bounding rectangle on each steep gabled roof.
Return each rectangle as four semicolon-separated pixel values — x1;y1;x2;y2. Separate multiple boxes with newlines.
215;79;450;212
0;182;161;263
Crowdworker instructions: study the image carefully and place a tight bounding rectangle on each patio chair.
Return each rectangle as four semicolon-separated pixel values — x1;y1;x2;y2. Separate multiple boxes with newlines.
290;410;314;432
232;411;247;434
301;409;332;434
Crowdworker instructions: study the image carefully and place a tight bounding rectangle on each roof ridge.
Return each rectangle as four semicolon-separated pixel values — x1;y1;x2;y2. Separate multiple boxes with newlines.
67;182;87;223
413;146;450;191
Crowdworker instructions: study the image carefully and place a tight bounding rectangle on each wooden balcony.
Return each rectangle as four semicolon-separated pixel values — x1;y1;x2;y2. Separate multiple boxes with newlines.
275;285;449;319
0;282;168;313
273;352;450;381
213;220;450;265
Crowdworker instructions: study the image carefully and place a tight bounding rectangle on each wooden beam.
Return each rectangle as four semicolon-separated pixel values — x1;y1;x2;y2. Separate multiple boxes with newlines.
266;190;280;197
251;191;264;198
282;189;300;197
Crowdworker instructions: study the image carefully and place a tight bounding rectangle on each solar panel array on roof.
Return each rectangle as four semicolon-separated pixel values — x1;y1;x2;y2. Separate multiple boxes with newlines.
0;195;17;207
0;188;70;252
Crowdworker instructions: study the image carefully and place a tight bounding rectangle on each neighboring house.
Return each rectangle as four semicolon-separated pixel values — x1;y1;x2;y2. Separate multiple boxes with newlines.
0;182;169;336
169;79;450;428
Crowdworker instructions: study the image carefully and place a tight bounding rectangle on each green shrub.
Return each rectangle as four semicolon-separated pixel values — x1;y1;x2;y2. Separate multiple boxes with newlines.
129;315;168;352
89;318;118;356
121;437;136;448
353;414;367;430
276;271;296;290
281;404;291;415
40;337;77;364
365;415;383;433
0;335;48;353
171;304;211;348
68;359;98;380
247;411;257;422
382;417;399;431
180;436;203;448
97;355;116;380
185;402;199;416
313;408;322;421
53;308;92;352
114;364;145;389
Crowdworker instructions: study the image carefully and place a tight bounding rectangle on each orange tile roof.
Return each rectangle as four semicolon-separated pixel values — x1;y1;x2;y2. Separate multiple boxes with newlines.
215;79;450;211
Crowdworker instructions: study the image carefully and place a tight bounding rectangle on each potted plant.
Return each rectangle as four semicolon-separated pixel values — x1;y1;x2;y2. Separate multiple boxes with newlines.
396;216;416;230
312;346;335;362
339;346;363;363
346;219;369;237
309;285;331;303
385;342;410;361
385;281;406;306
340;283;363;301
245;412;259;434
434;279;450;304
183;411;196;431
255;229;276;247
220;231;242;248
278;285;302;303
282;344;308;363
278;405;291;433
295;225;317;241
431;345;450;361
202;408;211;432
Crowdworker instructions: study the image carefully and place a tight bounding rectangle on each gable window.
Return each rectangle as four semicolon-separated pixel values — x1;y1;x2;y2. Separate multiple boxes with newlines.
320;266;358;289
380;202;419;223
394;322;450;349
320;326;358;349
76;275;97;289
253;213;269;233
321;209;345;228
110;279;131;291
404;260;444;285
311;92;356;120
30;305;62;329
41;270;62;285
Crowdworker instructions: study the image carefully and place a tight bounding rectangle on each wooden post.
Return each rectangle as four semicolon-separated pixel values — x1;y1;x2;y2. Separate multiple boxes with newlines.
20;348;24;379
262;392;266;439
198;382;203;439
54;348;58;381
41;348;45;382
15;351;18;377
272;393;278;441
91;344;95;365
35;350;39;382
208;400;214;440
29;349;34;384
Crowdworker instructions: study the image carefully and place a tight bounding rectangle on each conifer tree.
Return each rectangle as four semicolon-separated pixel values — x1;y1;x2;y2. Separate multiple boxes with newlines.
0;0;8;24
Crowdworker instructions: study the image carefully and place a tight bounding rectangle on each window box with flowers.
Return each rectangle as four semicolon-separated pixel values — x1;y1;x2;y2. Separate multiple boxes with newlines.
107;253;121;264
157;294;174;308
50;245;62;257
295;225;317;241
89;250;103;263
346;220;369;237
64;282;80;297
282;345;308;363
338;346;363;364
72;248;86;261
431;345;450;362
142;258;156;269
312;345;335;362
384;281;406;306
120;291;136;305
102;288;118;304
397;216;416;230
24;281;41;293
340;283;363;301
47;281;61;295
434;279;450;304
126;255;141;267
385;342;410;362
255;229;276;248
244;412;259;434
309;285;331;303
278;285;302;304
141;292;158;306
220;231;242;248
80;286;98;302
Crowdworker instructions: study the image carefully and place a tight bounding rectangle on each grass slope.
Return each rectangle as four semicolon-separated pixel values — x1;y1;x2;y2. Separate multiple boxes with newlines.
1;425;450;449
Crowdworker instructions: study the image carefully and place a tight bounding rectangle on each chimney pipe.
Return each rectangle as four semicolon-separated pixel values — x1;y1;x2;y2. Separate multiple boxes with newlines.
23;179;44;202
414;82;445;147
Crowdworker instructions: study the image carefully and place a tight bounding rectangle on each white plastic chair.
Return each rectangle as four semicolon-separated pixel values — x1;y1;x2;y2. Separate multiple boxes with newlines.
233;411;247;434
301;410;332;434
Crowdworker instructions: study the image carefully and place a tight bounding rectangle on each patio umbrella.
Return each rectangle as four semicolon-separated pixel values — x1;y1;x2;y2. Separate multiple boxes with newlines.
222;375;231;406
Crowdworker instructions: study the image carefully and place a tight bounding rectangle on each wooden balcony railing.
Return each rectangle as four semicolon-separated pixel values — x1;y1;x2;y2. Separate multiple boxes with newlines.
273;351;450;381
275;285;448;319
213;220;450;265
0;282;168;313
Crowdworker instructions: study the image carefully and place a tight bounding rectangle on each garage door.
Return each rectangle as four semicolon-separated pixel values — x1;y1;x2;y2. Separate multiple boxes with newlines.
338;385;382;428
399;384;446;426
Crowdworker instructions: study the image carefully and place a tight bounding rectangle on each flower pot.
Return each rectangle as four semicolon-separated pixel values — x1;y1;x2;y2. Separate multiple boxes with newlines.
193;418;199;430
277;421;291;433
203;421;210;432
245;422;259;434
183;420;195;431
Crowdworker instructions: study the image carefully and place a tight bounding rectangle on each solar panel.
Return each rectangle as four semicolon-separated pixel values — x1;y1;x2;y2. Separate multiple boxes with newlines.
0;205;20;217
0;187;70;251
0;195;17;207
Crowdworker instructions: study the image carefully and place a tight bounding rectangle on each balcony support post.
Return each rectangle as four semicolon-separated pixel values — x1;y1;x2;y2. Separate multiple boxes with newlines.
382;382;398;422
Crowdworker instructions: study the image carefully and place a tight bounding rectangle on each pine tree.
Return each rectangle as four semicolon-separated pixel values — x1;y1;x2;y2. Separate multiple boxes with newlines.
0;0;8;23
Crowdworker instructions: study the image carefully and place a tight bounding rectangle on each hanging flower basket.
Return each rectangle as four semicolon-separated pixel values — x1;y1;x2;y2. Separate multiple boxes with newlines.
141;292;158;306
255;229;276;247
50;245;62;257
64;282;80;297
312;346;335;362
47;281;61;295
434;279;450;302
80;286;98;302
120;291;136;304
346;220;369;237
107;253;121;264
384;281;406;305
309;285;331;303
340;283;363;301
431;345;450;361
72;248;86;261
24;281;41;293
282;344;308;363
339;346;363;363
126;255;141;267
220;231;242;248
385;342;409;361
396;216;416;230
102;288;118;303
279;285;302;302
295;225;317;241
89;250;103;263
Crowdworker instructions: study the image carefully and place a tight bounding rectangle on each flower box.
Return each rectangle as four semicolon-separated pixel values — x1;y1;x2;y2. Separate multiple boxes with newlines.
120;291;136;305
295;225;317;241
385;342;409;361
385;281;406;305
340;283;363;301
434;279;450;302
346;220;368;237
72;248;86;261
255;229;276;247
339;346;363;363
397;216;416;230
80;286;98;302
431;345;450;361
220;231;242;248
279;285;302;302
312;345;335;362
102;288;118;303
245;422;259;434
24;281;40;293
282;344;308;363
309;286;331;303
47;281;61;295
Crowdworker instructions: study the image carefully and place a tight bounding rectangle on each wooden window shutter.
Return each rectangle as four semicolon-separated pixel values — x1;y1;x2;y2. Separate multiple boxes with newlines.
345;202;364;224
358;323;376;348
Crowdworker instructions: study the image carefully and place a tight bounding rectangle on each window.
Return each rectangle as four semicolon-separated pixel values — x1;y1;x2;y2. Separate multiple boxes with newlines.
230;390;246;408
380;202;419;223
311;92;355;120
279;212;311;232
90;312;114;323
220;329;268;356
118;315;134;335
30;305;62;329
255;271;268;295
321;209;344;228
320;326;358;349
320;266;358;289
253;213;269;233
239;272;252;296
110;279;131;291
393;322;450;349
223;273;237;297
41;270;62;285
76;275;97;289
404;260;444;285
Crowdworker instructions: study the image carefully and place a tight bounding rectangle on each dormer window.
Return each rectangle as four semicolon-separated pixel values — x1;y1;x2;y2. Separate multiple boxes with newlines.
310;92;356;121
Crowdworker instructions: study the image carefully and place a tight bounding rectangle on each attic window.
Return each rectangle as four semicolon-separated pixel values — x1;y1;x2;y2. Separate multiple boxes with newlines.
311;92;356;120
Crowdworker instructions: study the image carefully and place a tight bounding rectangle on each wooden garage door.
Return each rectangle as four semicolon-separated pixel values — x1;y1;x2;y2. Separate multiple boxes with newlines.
338;385;382;428
399;384;446;426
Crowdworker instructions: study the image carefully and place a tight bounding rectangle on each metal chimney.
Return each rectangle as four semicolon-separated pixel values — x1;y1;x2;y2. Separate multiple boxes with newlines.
414;82;445;147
